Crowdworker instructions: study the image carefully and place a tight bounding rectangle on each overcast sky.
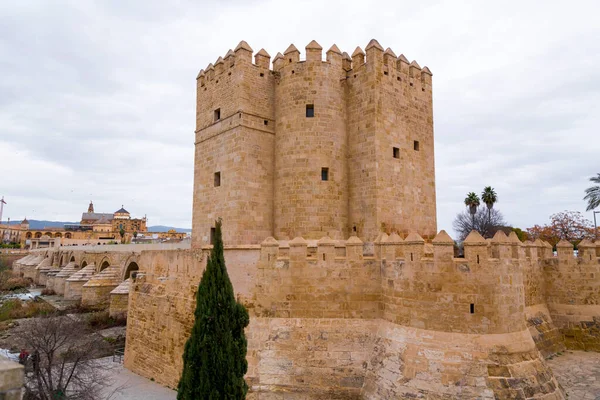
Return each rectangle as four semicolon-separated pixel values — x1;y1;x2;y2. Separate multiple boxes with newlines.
1;0;598;235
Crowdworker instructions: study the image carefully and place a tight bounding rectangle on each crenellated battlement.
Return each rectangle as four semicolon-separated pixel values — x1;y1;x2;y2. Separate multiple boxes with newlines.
255;229;587;267
196;39;433;91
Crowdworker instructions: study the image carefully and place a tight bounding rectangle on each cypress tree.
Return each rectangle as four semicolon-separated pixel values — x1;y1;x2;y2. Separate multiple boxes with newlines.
177;219;249;399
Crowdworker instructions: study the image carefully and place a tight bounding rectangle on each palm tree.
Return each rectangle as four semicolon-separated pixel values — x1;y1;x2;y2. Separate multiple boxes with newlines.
464;192;480;229
481;186;498;224
584;173;600;211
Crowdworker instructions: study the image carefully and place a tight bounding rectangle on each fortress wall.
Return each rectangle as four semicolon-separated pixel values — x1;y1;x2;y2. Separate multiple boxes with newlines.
124;247;261;387
124;234;568;398
377;52;436;238
362;322;561;400
247;318;377;400
544;242;600;350
382;244;525;335
253;238;381;320
346;44;437;241
346;55;379;241
193;44;275;247
273;46;348;240
192;124;275;246
522;242;566;357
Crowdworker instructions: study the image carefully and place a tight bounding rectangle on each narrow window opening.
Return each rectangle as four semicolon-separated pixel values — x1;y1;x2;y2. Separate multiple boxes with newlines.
413;140;420;151
292;70;295;74
353;226;357;233
410;253;414;261
322;253;326;261
214;108;221;121
210;228;216;245
214;171;221;187
260;72;264;77
470;304;475;314
216;80;219;84
393;147;400;159
306;104;314;118
354;74;357;78
422;88;425;92
321;167;329;181
384;71;388;76
410;82;414;87
477;254;480;264
264;120;268;125
397;77;401;81
289;58;292;63
228;72;231;76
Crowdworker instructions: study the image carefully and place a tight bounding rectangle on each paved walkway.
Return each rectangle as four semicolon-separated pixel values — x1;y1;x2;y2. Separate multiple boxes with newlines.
548;351;600;400
100;358;176;400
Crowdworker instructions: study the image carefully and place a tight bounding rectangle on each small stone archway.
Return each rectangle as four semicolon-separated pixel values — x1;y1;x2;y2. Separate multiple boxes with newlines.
65;232;72;239
81;260;88;268
59;255;64;267
123;261;139;280
100;260;110;271
35;232;42;239
26;232;32;239
70;255;76;262
54;232;62;238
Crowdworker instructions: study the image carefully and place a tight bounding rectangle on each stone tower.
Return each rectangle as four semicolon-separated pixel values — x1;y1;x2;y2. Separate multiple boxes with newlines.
88;201;94;213
192;39;437;247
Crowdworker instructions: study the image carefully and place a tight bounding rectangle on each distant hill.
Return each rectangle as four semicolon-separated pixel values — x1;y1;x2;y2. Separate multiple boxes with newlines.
3;220;191;233
148;226;192;233
14;220;77;229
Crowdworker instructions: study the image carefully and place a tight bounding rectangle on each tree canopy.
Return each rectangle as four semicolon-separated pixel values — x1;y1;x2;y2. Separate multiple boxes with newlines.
177;219;249;400
526;210;595;247
584;173;600;211
453;206;507;240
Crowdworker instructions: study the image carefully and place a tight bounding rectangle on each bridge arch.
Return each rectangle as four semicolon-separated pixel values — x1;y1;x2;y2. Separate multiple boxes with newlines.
99;259;110;271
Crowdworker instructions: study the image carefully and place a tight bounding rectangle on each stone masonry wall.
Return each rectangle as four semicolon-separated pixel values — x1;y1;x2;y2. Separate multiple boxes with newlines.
545;240;600;351
193;42;275;248
124;231;573;399
0;356;23;400
273;43;348;240
192;40;437;246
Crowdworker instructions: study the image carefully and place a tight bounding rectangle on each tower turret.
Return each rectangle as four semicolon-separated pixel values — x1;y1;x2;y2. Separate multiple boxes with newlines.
273;40;348;240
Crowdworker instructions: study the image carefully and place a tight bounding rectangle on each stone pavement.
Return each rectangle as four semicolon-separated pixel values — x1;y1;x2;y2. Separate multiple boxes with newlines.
99;357;176;400
548;351;600;400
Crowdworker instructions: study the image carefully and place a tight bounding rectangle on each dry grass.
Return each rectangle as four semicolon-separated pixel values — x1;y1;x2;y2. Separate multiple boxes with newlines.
0;270;32;291
0;299;55;322
85;311;127;329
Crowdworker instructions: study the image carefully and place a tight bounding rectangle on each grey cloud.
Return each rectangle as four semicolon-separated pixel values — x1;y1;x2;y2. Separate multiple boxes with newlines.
1;0;598;233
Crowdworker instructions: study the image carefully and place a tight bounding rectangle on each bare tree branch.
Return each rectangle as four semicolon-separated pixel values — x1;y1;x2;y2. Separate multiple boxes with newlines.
453;206;507;241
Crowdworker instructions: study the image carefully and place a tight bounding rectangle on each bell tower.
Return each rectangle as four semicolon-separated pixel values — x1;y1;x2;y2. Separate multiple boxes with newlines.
88;201;94;213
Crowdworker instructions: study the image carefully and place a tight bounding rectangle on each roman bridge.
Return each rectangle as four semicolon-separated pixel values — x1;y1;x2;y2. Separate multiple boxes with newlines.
13;241;190;317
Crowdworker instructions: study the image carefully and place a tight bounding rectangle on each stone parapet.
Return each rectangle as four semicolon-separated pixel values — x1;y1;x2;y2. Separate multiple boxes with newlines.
0;356;23;400
123;230;578;398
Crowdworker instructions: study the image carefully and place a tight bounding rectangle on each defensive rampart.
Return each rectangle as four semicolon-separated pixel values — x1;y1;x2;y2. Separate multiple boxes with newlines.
123;229;600;399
